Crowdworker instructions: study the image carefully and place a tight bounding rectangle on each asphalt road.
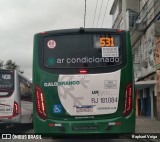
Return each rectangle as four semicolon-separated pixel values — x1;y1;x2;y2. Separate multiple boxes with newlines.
0;123;159;142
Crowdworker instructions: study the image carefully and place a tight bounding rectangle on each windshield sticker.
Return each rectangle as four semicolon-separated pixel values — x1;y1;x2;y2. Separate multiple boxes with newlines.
104;80;117;89
47;40;56;49
47;57;56;66
102;47;119;57
46;56;120;67
53;104;62;114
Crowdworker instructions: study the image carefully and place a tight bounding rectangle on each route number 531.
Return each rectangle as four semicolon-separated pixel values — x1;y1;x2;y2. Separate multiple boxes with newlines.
100;37;115;47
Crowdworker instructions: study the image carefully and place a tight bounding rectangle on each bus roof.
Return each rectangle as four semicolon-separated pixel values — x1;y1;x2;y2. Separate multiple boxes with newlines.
37;28;126;36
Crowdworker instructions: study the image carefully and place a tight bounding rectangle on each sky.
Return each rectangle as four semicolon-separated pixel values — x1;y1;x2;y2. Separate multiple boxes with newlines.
0;0;113;80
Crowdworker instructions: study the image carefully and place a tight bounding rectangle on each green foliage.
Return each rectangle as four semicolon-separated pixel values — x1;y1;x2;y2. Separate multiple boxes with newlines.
0;60;3;69
0;59;24;74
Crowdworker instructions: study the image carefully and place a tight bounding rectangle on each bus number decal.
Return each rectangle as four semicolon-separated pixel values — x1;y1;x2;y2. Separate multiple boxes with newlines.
100;37;115;47
2;74;11;80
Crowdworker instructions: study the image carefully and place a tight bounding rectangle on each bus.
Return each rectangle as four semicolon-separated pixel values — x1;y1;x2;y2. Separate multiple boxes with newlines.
0;70;33;127
32;28;135;136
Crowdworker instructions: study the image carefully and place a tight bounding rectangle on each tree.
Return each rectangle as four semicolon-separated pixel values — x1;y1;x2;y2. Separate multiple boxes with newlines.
0;59;24;74
5;60;19;70
0;60;3;69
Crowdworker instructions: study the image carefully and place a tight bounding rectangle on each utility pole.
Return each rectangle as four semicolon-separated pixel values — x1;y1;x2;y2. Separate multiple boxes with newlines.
122;0;127;30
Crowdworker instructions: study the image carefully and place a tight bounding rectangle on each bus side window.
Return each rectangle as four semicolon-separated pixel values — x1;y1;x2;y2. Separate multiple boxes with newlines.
19;75;32;102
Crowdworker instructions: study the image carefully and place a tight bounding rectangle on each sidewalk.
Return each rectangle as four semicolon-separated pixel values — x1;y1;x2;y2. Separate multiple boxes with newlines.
136;116;160;133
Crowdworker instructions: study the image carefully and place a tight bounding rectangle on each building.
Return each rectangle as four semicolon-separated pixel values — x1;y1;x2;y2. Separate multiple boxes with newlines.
110;0;160;119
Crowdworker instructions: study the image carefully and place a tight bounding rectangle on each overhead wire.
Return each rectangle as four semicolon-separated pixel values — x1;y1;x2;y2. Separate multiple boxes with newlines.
84;0;87;28
96;0;104;28
101;0;109;28
92;0;98;28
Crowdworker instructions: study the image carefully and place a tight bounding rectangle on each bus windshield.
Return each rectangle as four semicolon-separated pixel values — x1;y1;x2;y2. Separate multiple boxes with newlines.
0;71;14;90
43;34;122;68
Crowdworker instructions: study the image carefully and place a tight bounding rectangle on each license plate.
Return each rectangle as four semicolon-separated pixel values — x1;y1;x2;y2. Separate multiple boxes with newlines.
73;126;99;131
76;107;93;113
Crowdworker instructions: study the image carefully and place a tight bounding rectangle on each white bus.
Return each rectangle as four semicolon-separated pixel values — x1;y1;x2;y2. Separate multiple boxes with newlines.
0;70;33;126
